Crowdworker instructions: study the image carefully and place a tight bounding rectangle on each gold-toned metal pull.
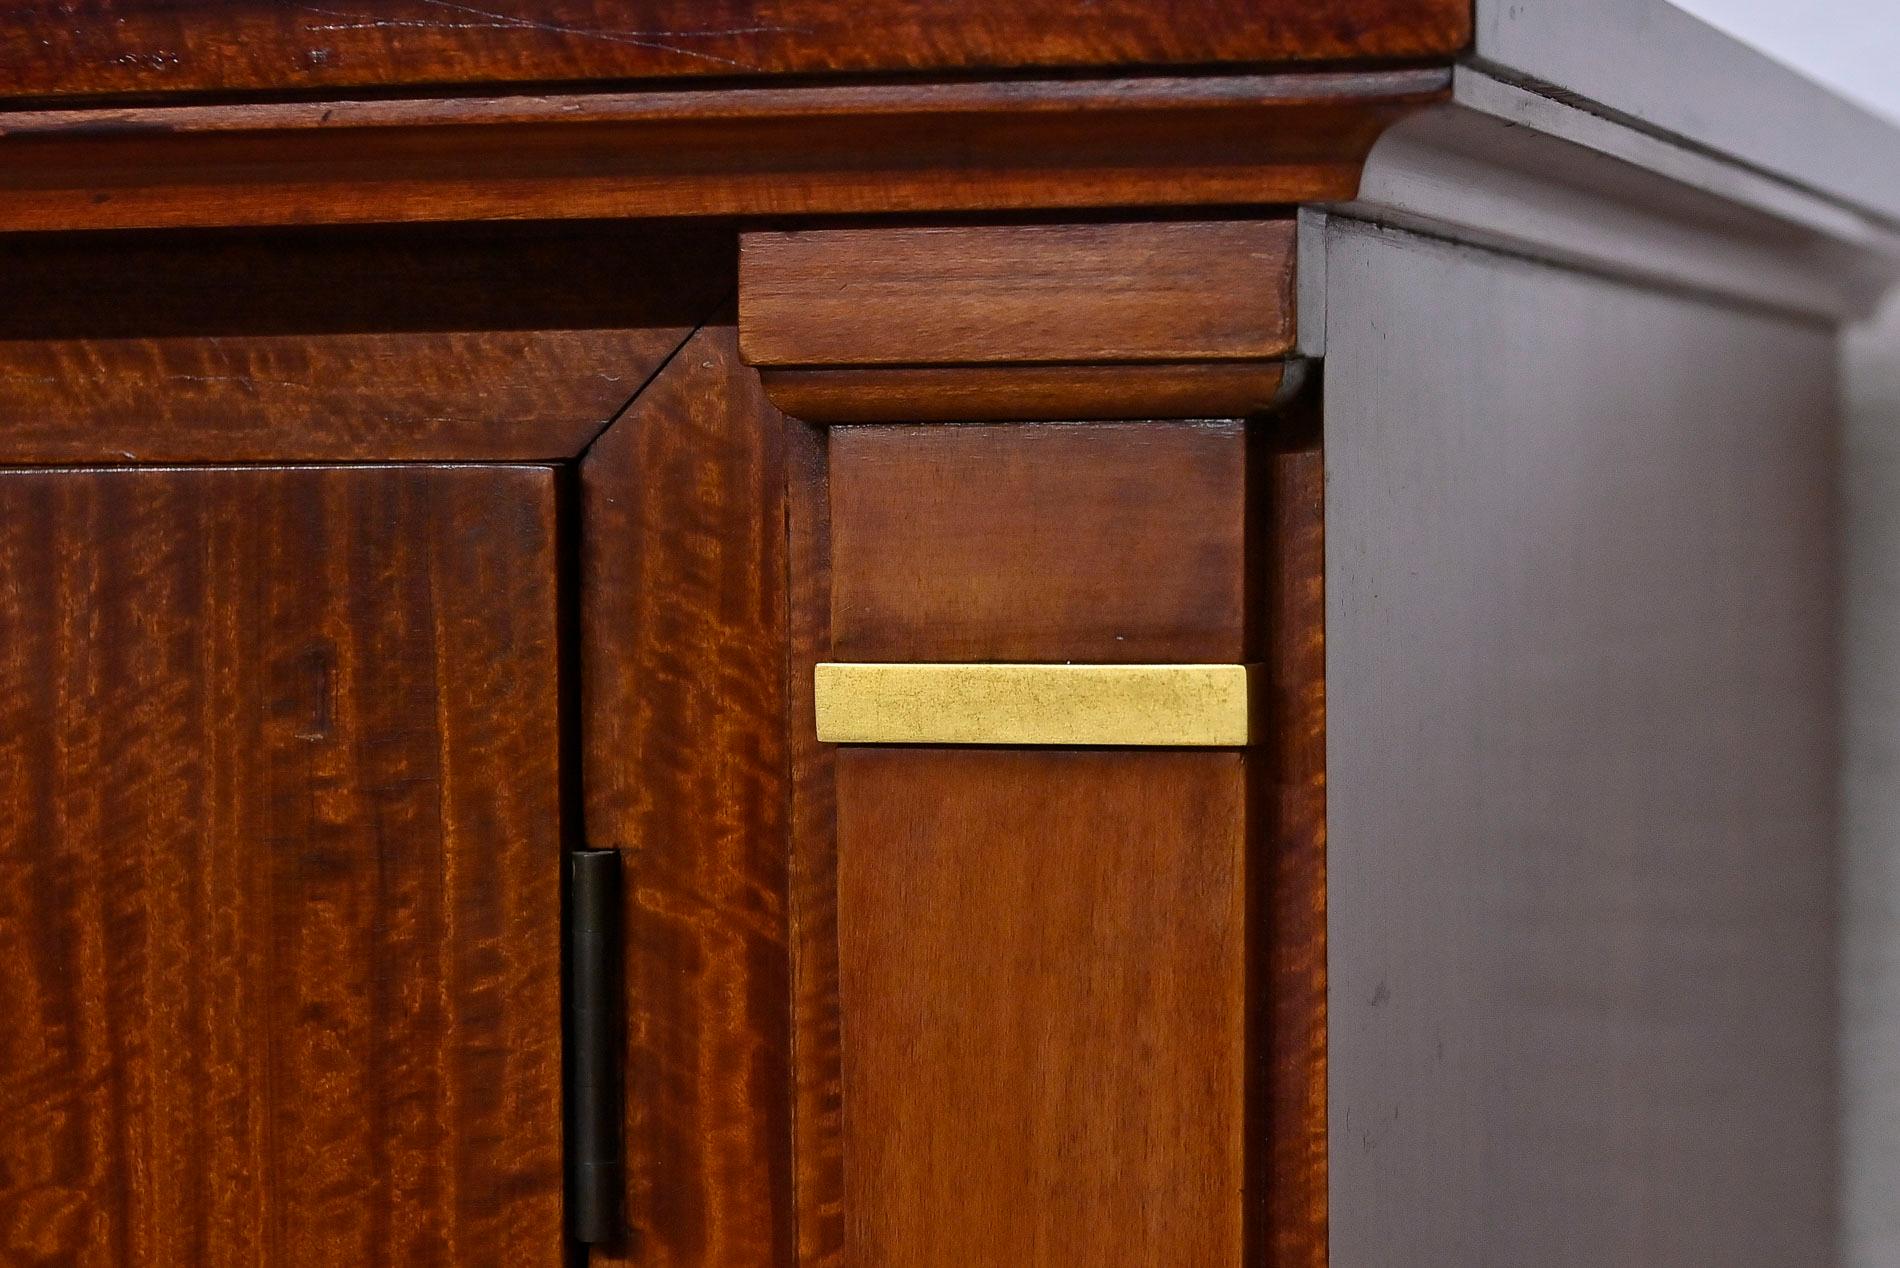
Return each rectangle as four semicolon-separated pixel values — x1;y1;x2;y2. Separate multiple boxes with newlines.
813;662;1258;747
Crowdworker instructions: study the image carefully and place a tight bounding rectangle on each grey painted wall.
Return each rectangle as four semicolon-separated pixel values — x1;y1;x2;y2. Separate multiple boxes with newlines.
1842;293;1900;1268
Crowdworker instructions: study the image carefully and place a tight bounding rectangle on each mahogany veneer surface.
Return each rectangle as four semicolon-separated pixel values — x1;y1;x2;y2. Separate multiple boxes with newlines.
740;221;1297;368
828;421;1253;663
581;325;796;1265
0;466;567;1265
1260;438;1329;1266
0;72;1451;233
809;417;1270;1264
0;222;729;464
759;363;1290;425
836;747;1249;1267
0;0;1472;100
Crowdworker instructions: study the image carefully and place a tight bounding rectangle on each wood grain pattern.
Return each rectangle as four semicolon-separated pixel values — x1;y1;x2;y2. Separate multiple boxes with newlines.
740;221;1295;368
786;416;847;1268
580;324;795;1265
759;362;1290;424
0;465;566;1265
835;747;1249;1267
0;1;1471;100
1259;431;1328;1267
829;422;1251;663
0;222;728;463
804;416;1283;1262
0;72;1449;233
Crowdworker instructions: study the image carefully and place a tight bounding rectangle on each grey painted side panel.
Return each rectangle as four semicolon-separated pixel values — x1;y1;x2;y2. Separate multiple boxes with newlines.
1842;293;1900;1268
1325;219;1839;1265
1475;0;1900;224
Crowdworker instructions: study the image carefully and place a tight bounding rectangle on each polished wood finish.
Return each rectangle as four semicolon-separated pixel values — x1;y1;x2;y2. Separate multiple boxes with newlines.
0;465;566;1265
740;219;1299;424
1;1;1471;100
835;747;1249;1267
0;0;1871;1263
0;72;1449;232
0;329;671;463
759;362;1290;424
0;222;729;463
805;415;1274;1262
786;417;849;1268
829;422;1252;663
740;221;1296;368
1260;434;1329;1267
580;324;796;1265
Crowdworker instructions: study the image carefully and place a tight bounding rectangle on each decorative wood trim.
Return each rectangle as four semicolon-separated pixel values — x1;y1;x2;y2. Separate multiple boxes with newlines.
740;221;1297;367
739;218;1304;423
1256;429;1329;1267
786;415;848;1268
813;662;1260;747
758;363;1296;424
790;410;1322;1257
0;71;1449;233
0;221;731;464
579;323;798;1263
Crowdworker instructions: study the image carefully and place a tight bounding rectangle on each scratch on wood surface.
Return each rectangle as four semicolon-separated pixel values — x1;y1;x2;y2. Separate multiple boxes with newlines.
164;373;318;393
295;0;810;68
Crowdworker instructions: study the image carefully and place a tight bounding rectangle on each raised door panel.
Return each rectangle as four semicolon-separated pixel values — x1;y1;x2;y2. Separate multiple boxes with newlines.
0;465;567;1265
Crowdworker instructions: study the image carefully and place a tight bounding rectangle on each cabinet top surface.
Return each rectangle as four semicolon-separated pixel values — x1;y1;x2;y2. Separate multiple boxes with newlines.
2;0;1898;232
0;0;1471;99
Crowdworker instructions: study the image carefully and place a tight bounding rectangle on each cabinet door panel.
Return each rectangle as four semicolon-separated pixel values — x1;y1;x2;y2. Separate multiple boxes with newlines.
0;466;566;1266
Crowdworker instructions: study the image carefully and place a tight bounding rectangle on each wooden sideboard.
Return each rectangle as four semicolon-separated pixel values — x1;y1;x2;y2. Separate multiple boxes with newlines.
0;2;1894;1264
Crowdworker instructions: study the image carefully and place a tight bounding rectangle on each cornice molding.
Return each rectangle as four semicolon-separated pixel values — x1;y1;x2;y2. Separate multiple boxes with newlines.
0;70;1449;234
1332;69;1900;323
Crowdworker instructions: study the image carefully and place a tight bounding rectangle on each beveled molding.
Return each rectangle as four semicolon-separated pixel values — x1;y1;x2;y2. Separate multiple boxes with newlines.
1327;68;1900;325
814;662;1260;747
0;70;1448;235
760;363;1296;424
738;219;1305;423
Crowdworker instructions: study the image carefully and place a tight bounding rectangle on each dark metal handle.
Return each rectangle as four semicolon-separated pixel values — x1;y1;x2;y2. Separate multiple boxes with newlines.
566;848;622;1245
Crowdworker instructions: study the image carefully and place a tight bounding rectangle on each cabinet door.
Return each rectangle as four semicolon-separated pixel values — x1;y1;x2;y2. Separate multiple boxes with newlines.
0;466;567;1265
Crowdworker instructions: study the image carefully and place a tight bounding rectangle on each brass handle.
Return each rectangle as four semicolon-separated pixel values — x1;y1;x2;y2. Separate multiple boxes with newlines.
813;662;1259;746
